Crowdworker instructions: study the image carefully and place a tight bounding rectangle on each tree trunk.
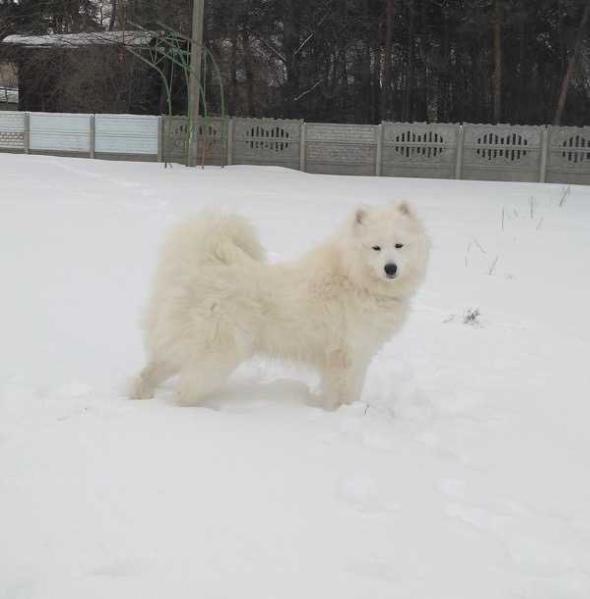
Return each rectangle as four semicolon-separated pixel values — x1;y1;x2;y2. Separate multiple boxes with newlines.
241;29;256;117
108;0;117;31
283;1;301;118
440;8;450;122
402;0;415;121
517;16;526;123
380;0;395;121
229;22;238;115
554;0;590;125
492;0;502;123
373;29;382;122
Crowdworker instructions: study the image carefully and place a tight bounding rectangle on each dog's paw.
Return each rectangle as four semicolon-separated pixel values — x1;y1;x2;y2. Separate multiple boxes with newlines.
174;391;203;407
128;378;154;400
316;395;342;411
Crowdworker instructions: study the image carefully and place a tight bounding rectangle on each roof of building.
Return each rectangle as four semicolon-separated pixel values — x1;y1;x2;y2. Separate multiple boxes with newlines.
0;87;18;103
2;31;155;48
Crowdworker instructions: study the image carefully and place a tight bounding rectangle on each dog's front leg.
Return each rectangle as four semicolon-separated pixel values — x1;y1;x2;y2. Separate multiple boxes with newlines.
320;353;368;410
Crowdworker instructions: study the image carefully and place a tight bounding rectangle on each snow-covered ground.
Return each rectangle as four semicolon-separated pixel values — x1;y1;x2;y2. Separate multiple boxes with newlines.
1;154;589;598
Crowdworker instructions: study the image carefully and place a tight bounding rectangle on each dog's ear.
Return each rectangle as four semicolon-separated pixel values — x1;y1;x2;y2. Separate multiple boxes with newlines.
397;201;413;217
354;208;367;226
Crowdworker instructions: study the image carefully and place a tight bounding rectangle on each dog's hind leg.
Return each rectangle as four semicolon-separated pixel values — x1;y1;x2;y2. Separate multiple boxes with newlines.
175;351;240;406
130;360;175;400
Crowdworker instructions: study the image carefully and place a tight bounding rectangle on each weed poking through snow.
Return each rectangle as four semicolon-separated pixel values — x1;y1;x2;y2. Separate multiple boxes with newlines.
559;185;571;207
463;308;481;327
443;308;482;327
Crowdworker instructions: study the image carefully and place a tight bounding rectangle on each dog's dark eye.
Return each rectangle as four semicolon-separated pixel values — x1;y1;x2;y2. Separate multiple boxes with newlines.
395;243;404;249
371;245;381;252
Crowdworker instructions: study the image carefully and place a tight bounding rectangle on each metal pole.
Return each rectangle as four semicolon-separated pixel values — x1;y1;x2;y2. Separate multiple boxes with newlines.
187;0;205;167
157;115;164;163
375;123;383;176
226;117;234;166
24;112;30;154
539;126;549;183
89;114;96;159
299;121;306;172
454;124;465;180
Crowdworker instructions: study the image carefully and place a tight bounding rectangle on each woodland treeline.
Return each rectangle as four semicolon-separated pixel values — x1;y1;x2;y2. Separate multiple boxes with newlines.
1;0;589;125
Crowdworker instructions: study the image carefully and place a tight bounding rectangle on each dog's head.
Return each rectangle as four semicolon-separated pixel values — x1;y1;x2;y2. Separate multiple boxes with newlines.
345;202;429;296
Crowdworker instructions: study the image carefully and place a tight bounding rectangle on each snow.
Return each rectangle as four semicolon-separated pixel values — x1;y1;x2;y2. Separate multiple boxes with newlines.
1;153;589;598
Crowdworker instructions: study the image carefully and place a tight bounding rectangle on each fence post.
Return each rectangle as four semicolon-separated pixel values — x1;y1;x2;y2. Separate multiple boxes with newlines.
157;116;164;163
454;124;465;179
299;121;306;171
89;114;96;159
226;117;234;166
24;112;30;154
539;126;549;183
375;123;383;176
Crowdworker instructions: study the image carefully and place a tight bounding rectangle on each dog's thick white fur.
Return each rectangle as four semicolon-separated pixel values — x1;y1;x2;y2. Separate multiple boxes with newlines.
131;202;429;409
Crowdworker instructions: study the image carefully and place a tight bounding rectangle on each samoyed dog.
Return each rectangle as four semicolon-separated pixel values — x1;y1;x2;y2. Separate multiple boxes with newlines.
131;202;429;409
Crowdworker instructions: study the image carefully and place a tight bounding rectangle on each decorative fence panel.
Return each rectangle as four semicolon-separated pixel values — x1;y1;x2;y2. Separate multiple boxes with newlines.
198;118;227;166
305;123;378;175
95;114;158;159
546;126;590;185
231;118;301;169
162;116;228;166
162;116;188;164
382;122;459;179
2;112;590;185
461;124;544;182
30;112;91;154
0;111;25;150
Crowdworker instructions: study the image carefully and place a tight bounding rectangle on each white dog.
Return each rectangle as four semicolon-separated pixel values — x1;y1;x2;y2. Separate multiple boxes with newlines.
131;202;429;409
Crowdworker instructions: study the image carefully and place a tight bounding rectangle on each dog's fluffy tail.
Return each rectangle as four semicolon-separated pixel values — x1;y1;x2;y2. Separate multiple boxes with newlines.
161;211;266;267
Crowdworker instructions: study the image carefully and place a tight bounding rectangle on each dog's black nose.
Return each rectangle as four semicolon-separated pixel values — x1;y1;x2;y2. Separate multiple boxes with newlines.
384;263;398;277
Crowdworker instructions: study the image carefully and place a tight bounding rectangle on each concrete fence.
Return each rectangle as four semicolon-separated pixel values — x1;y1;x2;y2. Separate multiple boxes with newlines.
1;111;589;184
